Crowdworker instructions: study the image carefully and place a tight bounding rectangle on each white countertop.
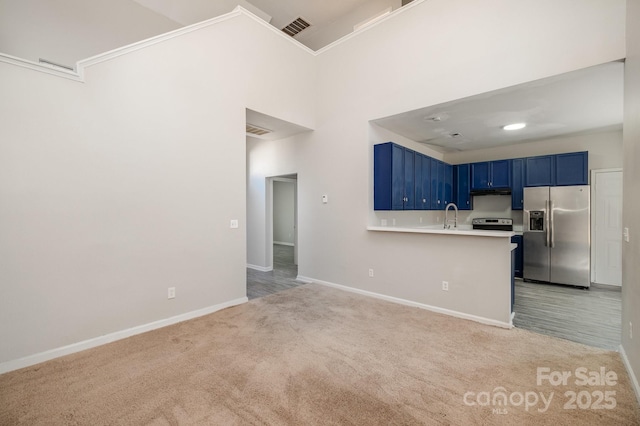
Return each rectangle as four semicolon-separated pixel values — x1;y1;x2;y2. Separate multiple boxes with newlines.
367;225;515;238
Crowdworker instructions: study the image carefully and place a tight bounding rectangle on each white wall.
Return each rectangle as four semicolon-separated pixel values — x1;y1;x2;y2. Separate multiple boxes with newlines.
296;0;625;315
0;11;315;366
0;0;181;65
273;181;295;245
622;0;640;402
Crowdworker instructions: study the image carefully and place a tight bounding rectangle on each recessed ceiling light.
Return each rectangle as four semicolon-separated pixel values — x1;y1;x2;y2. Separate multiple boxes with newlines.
503;123;526;131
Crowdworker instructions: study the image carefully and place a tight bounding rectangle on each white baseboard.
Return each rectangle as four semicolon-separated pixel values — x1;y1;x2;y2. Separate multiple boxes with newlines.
619;344;640;406
297;276;512;329
247;264;273;272
0;297;248;375
296;275;314;284
273;241;294;247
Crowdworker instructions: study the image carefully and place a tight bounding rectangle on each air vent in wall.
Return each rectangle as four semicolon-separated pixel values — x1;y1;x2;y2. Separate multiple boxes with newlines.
282;17;311;37
246;124;272;136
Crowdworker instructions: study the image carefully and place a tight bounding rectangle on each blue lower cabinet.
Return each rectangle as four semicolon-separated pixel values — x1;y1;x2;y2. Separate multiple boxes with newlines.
511;249;515;313
511;235;523;278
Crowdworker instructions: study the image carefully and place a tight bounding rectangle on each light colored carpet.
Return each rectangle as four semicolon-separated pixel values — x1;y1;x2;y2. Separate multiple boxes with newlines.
1;284;639;425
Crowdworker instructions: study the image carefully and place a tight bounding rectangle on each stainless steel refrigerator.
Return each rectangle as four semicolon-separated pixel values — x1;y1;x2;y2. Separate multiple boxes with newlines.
523;186;590;287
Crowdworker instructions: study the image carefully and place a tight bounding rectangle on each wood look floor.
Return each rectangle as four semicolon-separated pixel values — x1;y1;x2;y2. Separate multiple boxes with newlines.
513;280;621;350
247;244;305;300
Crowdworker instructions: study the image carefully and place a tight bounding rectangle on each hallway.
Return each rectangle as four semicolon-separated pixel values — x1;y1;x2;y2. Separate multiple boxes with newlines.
247;244;305;300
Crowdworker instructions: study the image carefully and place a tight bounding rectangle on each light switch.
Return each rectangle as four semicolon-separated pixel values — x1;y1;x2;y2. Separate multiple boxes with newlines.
230;219;239;229
624;227;630;243
322;195;328;204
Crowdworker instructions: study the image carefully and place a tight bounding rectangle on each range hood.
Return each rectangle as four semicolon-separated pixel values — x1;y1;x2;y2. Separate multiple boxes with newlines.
470;187;512;196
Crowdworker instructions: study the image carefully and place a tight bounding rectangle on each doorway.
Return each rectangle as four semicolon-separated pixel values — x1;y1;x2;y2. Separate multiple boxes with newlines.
246;174;302;300
271;176;298;266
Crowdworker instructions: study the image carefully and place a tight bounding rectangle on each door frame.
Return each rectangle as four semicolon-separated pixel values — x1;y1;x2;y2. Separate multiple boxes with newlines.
590;168;623;285
266;175;298;268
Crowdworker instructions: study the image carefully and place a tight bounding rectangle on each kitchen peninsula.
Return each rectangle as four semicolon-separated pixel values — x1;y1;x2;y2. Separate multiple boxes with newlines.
367;224;516;328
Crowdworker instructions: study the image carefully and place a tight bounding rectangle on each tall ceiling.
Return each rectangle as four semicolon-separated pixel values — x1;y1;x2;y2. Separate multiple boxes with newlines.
133;0;400;50
127;2;623;151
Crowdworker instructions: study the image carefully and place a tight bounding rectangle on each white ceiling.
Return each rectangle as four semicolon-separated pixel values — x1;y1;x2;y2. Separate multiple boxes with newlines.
133;0;385;49
373;61;624;153
246;109;311;141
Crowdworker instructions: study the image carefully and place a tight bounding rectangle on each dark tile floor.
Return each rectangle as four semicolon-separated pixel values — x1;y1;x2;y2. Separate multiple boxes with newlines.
246;244;305;300
513;280;621;350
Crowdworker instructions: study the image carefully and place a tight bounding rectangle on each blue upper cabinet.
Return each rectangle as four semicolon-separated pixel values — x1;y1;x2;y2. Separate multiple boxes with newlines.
555;151;588;186
374;142;415;210
375;143;588;211
430;158;446;210
414;153;431;210
490;160;511;188
471;161;490;189
403;148;415;209
454;164;472;210
511;158;524;210
524;152;588;187
525;155;555;187
443;163;453;207
471;160;511;189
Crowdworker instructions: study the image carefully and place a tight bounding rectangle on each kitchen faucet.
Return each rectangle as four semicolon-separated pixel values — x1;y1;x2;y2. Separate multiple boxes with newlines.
444;203;458;229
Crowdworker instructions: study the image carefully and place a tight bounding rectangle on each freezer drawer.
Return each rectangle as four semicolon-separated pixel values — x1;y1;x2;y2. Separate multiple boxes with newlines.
523;231;549;282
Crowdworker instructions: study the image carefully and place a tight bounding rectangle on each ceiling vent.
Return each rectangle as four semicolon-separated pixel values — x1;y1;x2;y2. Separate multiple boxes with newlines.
282;17;311;37
246;124;272;136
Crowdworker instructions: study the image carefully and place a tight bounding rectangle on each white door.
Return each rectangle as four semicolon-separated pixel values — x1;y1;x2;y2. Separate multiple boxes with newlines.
593;170;622;286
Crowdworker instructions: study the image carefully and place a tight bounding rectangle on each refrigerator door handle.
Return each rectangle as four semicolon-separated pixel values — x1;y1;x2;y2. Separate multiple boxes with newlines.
545;200;550;247
550;200;555;248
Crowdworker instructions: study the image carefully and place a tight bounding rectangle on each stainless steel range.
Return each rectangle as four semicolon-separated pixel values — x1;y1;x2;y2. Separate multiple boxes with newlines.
472;218;513;231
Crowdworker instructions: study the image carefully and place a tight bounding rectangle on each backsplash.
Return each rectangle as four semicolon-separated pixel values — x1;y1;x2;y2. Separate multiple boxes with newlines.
371;194;524;229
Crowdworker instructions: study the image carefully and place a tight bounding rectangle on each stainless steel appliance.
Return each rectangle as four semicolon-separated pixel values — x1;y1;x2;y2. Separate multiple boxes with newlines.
472;218;513;231
523;186;590;287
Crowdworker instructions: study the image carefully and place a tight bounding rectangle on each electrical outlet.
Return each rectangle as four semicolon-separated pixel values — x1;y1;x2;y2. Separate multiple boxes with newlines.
230;219;239;229
630;322;633;340
442;281;449;291
369;269;374;277
168;287;176;299
419;217;423;224
381;219;387;226
392;218;396;226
